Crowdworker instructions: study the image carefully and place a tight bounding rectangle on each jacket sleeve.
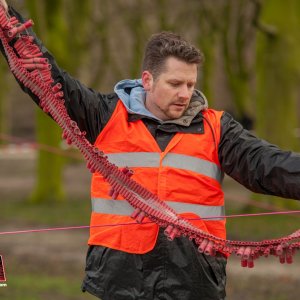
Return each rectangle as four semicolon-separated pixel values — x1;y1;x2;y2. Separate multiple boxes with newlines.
219;112;300;200
0;6;118;144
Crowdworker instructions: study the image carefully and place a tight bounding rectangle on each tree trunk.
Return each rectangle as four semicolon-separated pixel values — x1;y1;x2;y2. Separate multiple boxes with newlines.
0;64;9;145
220;0;256;120
255;0;300;208
26;0;68;203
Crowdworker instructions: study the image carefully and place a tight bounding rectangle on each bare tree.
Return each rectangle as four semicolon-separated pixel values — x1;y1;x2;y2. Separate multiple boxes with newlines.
254;0;300;208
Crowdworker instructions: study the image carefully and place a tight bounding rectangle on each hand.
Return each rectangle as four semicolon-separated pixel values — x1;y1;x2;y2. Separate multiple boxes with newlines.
0;0;8;12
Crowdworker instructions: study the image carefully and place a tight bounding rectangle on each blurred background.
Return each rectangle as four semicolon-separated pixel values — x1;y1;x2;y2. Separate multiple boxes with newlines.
1;0;300;299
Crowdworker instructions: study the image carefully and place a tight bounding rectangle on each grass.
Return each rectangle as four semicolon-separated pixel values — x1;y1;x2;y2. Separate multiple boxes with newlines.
0;197;91;227
0;273;95;300
226;206;300;241
0;197;95;300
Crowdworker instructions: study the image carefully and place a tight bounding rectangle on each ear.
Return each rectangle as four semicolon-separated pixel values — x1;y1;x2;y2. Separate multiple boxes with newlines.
142;71;153;91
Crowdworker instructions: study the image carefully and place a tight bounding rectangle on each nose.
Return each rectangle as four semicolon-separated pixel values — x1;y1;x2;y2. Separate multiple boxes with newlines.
178;85;190;100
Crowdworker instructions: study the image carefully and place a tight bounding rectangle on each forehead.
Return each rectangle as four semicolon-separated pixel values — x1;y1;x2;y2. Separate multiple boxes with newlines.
161;57;198;81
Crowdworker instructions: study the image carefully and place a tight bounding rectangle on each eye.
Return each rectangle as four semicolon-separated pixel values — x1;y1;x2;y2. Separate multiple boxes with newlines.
170;82;180;87
187;83;195;89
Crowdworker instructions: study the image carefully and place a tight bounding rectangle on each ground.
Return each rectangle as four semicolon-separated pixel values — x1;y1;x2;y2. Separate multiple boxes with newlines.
0;146;300;299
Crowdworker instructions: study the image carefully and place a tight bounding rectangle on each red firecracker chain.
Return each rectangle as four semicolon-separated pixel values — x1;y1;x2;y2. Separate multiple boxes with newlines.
1;7;300;268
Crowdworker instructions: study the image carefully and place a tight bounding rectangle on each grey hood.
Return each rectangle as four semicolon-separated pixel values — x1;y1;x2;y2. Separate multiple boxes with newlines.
114;78;208;126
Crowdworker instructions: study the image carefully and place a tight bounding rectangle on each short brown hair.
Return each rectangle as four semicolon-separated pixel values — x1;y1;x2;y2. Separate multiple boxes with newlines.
142;32;204;79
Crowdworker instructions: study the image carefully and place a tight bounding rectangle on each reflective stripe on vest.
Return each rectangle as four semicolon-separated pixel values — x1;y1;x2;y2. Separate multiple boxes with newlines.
107;152;223;183
91;197;225;221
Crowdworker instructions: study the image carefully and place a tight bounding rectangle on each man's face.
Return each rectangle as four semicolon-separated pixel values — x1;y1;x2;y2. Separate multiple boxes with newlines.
142;56;198;121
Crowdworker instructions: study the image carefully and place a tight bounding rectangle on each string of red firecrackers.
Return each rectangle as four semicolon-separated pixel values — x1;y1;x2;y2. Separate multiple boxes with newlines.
1;10;300;267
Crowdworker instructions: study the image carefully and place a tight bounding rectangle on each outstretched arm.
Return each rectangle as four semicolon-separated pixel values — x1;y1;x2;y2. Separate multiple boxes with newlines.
0;2;118;144
219;112;300;200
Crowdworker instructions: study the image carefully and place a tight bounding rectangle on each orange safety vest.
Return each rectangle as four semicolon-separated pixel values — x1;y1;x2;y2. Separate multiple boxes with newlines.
89;101;225;254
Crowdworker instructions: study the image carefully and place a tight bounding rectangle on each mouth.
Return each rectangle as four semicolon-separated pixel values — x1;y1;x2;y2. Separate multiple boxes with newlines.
172;103;186;109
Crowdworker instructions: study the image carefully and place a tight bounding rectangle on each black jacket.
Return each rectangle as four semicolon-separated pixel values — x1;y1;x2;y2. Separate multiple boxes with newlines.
1;7;300;202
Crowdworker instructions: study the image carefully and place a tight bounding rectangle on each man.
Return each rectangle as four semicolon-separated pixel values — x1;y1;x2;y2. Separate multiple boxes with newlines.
1;1;300;299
